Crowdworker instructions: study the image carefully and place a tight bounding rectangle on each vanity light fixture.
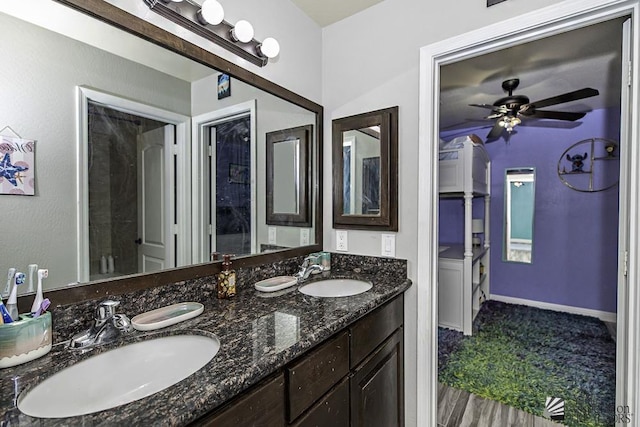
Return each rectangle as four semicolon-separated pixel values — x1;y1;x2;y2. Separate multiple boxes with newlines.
144;0;280;67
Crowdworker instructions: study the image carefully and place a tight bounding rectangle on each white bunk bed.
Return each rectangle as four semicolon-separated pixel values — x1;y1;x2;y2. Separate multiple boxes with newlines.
438;135;491;335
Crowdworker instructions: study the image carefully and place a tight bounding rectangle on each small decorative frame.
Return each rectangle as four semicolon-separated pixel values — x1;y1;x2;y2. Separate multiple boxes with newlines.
228;163;249;184
217;73;231;99
0;126;36;196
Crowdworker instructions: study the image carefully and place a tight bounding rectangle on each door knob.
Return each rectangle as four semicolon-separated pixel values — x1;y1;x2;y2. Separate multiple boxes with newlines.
134;238;142;245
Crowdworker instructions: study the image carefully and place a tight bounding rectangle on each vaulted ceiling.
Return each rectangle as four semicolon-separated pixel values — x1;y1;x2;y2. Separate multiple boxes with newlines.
289;0;384;27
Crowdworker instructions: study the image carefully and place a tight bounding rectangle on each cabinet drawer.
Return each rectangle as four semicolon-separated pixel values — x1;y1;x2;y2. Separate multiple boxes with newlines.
287;330;349;422
193;372;285;427
290;377;349;427
350;295;403;368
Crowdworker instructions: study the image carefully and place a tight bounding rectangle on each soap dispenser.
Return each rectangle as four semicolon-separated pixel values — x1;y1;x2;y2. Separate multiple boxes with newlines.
216;254;236;299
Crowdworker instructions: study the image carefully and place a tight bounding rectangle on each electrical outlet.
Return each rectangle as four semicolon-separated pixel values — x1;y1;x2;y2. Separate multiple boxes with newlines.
381;234;396;257
268;227;277;244
300;228;310;246
336;230;348;251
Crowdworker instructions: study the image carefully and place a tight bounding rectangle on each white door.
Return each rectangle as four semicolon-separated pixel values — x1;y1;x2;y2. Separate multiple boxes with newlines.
137;125;174;273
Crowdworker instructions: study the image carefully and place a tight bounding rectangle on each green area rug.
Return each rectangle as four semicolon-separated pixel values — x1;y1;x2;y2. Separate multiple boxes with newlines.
438;300;616;427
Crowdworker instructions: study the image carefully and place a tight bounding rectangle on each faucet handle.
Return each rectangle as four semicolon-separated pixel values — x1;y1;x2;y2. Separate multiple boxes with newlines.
96;300;120;321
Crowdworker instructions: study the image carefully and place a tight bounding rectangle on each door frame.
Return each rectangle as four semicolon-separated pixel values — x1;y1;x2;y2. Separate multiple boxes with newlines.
76;86;191;282
417;0;640;425
191;100;257;261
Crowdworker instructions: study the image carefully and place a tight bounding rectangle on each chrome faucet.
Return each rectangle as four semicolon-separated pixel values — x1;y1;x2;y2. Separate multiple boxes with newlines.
69;300;132;349
295;255;324;283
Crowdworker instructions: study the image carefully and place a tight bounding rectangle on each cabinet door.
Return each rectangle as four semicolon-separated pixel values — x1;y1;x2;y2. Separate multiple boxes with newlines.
192;373;285;427
350;328;403;427
291;377;350;427
438;258;463;331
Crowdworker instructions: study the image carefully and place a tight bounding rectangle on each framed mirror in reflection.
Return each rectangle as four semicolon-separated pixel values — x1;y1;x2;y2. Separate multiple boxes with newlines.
266;125;312;227
503;168;536;264
0;2;321;294
332;106;398;230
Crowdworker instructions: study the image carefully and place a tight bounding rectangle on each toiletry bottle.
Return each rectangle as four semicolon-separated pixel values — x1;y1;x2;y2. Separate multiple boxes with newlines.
321;252;331;271
107;255;115;274
217;254;236;299
100;255;108;274
27;264;38;293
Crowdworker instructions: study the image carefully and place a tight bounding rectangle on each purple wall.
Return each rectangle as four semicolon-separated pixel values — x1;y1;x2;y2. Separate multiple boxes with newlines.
439;108;620;313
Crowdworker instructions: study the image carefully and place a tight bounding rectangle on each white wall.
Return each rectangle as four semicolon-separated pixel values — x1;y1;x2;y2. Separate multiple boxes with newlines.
321;0;561;424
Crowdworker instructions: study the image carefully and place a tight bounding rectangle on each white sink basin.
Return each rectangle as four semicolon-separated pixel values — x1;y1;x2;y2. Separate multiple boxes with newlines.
18;334;220;418
299;279;372;297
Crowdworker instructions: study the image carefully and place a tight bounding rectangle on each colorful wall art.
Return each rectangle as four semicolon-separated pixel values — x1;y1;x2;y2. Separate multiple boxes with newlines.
0;135;35;196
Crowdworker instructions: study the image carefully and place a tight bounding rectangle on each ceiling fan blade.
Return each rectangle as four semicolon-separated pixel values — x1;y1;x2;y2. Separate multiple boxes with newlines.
528;88;599;109
486;120;503;140
469;103;497;109
526;110;587;121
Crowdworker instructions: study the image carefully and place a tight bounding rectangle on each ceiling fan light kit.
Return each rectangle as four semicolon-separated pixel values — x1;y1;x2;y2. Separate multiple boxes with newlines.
470;78;600;140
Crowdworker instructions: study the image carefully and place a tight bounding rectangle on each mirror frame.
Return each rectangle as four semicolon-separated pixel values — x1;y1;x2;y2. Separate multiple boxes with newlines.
332;106;398;231
16;0;323;310
266;125;312;227
502;167;536;264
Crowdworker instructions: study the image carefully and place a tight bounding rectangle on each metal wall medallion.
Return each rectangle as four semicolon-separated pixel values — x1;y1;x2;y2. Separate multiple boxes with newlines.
557;138;619;192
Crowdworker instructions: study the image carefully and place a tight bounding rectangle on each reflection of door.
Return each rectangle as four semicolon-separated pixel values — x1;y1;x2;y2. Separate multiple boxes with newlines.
362;157;380;215
191;100;256;262
210;116;252;255
137;125;174;272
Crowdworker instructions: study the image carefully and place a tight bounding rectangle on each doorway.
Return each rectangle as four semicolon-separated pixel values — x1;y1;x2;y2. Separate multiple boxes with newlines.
208;115;253;255
417;1;640;425
87;103;173;279
77;87;191;283
192;100;257;262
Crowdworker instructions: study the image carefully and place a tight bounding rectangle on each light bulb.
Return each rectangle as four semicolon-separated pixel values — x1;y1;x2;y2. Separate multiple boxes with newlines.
198;0;224;25
231;20;254;43
257;37;280;59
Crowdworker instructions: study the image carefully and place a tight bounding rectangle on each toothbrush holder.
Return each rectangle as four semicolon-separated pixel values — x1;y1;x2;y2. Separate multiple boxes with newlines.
0;312;52;369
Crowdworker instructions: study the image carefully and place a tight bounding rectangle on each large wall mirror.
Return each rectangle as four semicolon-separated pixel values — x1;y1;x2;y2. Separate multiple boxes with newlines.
1;0;322;303
332;106;398;231
503;168;536;264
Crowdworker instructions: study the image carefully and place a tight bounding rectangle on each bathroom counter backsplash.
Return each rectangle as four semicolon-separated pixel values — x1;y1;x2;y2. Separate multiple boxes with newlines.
0;253;410;426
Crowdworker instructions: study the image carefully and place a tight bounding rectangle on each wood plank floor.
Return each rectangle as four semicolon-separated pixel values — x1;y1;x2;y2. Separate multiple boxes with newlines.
438;383;565;427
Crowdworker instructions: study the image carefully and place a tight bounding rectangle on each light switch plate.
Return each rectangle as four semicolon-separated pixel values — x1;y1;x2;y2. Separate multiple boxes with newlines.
268;227;277;244
381;234;396;257
336;230;348;251
300;228;310;246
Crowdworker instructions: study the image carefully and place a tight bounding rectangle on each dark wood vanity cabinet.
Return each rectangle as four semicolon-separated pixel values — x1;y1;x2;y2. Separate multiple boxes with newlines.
288;294;404;427
192;294;404;427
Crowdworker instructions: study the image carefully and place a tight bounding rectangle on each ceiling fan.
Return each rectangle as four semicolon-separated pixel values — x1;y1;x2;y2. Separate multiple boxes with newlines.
470;78;599;140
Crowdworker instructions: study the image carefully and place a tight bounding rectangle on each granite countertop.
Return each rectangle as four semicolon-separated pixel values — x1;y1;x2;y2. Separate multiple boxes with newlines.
0;269;411;426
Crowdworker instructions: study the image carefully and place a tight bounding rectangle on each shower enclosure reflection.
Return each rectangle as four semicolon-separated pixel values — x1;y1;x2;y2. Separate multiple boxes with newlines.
88;103;173;279
503;168;536;264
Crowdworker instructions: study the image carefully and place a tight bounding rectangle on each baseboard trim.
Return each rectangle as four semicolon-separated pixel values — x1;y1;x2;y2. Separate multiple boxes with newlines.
489;294;617;323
